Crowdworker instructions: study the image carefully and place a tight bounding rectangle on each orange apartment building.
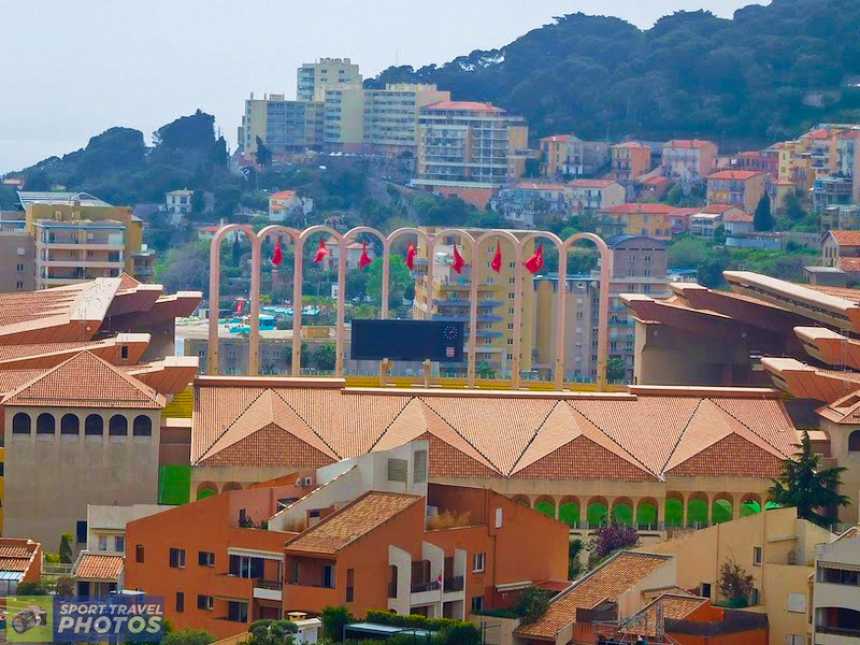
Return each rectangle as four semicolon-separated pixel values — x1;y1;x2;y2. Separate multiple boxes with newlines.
706;170;767;213
611;142;652;181
124;445;569;639
599;203;695;240
662;140;718;180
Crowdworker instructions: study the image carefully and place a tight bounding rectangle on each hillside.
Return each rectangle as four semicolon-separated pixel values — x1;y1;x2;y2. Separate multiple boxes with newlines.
370;0;860;144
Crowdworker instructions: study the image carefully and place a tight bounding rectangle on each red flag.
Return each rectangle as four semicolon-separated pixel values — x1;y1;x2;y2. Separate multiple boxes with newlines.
234;298;245;315
451;244;465;274
406;243;417;271
359;242;372;270
313;238;329;264
524;244;544;274
491;241;502;273
271;238;283;267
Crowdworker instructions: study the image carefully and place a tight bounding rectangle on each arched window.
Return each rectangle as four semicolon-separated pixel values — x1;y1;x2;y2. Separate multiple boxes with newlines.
849;430;860;452
132;416;152;437
60;414;79;435
36;413;55;435
108;415;128;436
84;415;103;436
11;413;31;435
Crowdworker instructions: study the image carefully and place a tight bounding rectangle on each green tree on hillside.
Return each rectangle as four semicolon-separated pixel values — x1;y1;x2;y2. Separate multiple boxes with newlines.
769;430;849;527
255;137;272;167
753;193;773;231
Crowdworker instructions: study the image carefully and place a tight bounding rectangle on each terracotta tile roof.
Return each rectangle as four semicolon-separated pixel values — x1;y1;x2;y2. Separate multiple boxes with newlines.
2;351;164;409
708;170;764;180
569;179;619;189
192;382;798;479
621;592;708;637
424;100;504;113
640;176;670;186
839;258;860;272
0;340;104;363
284;491;421;555
829;230;860;247
665;139;716;149
270;190;297;201
513;182;570;192
73;552;124;581
516;552;672;639
602;203;681;216
0;543;37;559
0;539;39;575
0;369;47;395
724;211;753;223
699;203;738;214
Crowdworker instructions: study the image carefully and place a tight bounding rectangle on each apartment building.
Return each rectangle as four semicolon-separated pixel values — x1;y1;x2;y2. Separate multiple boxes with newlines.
490;182;573;228
323;85;366;151
661;139;718;180
124;442;569;639
415;101;529;208
238;93;325;156
363;84;451;156
568;178;625;214
643;507;832;645
598;203;694;240
706;170;767;213
539;134;609;179
533;235;669;383
297;57;361;102
411;228;535;378
18;192;153;288
611;141;652;181
813;529;860;643
0;213;35;292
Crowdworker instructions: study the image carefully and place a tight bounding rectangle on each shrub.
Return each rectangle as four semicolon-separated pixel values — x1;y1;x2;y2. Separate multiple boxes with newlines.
322;606;355;642
161;629;215;645
426;510;472;530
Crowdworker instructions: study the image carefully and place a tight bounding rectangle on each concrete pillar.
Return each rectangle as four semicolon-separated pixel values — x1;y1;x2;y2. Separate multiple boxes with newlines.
657;498;666;530
681;493;688;528
554;496;561;521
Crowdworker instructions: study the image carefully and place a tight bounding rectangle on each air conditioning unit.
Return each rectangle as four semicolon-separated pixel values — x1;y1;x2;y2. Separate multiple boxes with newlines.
301;477;313;487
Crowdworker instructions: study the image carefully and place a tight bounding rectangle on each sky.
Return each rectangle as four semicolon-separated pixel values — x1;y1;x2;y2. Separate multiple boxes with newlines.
0;0;763;173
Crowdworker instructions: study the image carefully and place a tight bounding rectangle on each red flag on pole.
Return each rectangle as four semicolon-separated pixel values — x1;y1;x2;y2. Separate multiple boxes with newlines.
359;242;372;270
271;238;283;267
451;244;465;274
524;243;544;274
313;238;329;264
491;241;502;273
406;243;417;271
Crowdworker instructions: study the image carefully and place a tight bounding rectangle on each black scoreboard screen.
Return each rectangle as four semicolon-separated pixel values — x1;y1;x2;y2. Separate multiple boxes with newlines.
351;319;464;362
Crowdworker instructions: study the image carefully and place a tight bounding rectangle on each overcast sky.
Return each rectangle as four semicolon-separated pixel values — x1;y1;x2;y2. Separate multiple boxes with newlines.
0;0;763;173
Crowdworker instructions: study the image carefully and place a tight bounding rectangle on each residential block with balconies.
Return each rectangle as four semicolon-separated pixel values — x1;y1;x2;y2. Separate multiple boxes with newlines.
813;529;860;643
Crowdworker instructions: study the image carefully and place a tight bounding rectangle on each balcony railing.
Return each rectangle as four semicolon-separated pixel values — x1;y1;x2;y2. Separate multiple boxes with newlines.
816;625;860;638
411;580;441;593
444;576;464;592
254;579;283;590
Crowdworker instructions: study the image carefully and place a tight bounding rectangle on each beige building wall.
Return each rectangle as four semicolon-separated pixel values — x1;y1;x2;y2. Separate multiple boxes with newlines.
324;85;365;148
820;417;860;526
639;507;831;645
4;406;161;551
239;97;269;155
297;58;361;102
0;232;35;292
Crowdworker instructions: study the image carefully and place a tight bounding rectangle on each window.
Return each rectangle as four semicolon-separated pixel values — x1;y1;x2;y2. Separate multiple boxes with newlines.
85;415;103;436
12;413;30;435
849;430;860;451
115;536;124;554
60;414;79;435
169;548;186;569
227;601;248;623
471;596;484;613
120;345;129;360
495;508;503;529
699;582;712;599
387;458;408;483
414;450;427;484
753;546;763;566
76;521;88;544
36;413;55;435
198;551;215;567
785;635;804;645
322;565;334;589
197;595;213;611
472;552;486;573
98;536;108;552
135;545;144;563
346;568;354;602
132;416;152;437
175;592;184;613
787;592;806;613
108;415;128;436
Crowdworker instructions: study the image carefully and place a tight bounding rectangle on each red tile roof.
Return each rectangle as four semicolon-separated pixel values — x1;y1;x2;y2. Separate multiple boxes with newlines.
621;593;709;638
708;170;765;180
602;203;681;216
725;211;753;223
665;139;716;149
0;539;39;576
284;491;421;555
73;552;124;581
270;190;297;201
516;552;672;639
840;258;860;273
424;100;503;113
829;230;860;247
569;179;619;189
2;351;164;409
192;380;798;480
699;203;738;214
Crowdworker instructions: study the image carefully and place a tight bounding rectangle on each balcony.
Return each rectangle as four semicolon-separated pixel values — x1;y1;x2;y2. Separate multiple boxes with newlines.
444;576;464;592
252;579;283;602
410;580;441;594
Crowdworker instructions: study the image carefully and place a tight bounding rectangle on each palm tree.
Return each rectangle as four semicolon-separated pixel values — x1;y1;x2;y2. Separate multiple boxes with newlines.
769;430;849;527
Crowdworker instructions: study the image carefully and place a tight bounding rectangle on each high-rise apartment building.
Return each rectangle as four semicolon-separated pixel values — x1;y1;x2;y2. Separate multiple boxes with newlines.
414;101;529;208
0;212;34;293
323;85;366;151
297;57;361;102
363;84;450;156
238;94;324;155
411;228;535;379
16;192;154;289
533;235;669;383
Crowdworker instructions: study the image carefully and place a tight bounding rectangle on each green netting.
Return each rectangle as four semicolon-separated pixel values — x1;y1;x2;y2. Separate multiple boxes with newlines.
741;501;762;516
687;498;709;526
197;486;217;500
587;502;608;527
712;499;733;524
158;465;191;505
559;502;580;527
534;500;555;519
611;503;634;526
665;498;684;527
636;502;658;528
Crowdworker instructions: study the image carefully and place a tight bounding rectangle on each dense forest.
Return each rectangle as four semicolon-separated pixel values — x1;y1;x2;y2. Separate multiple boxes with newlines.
370;0;860;145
